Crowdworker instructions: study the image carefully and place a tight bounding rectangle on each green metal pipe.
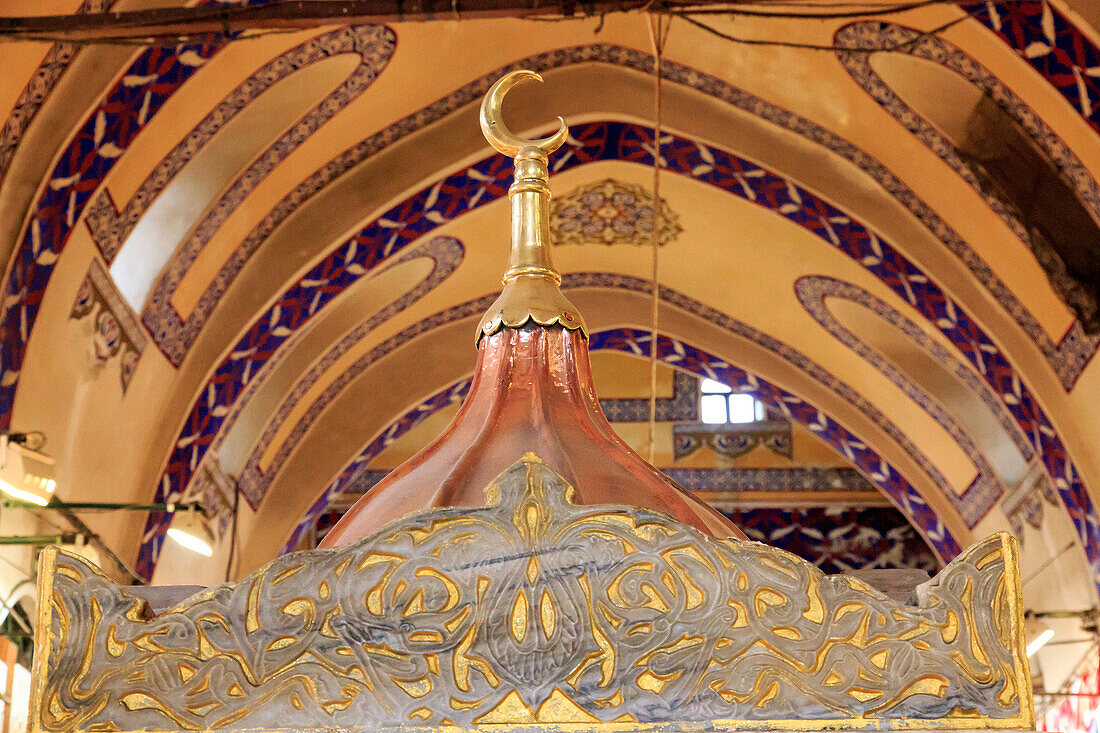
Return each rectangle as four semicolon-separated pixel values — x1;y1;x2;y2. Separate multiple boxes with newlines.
0;534;77;545
1;499;173;511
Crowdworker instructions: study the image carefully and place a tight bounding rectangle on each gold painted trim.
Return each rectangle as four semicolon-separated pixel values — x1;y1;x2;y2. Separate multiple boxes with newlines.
29;546;58;733
28;463;1034;733
1001;532;1035;730
28;535;1037;732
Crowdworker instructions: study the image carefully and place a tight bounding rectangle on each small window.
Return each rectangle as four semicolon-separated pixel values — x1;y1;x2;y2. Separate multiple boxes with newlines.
700;378;765;424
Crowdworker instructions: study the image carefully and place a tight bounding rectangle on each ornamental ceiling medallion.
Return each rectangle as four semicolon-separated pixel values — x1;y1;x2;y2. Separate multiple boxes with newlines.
30;71;1033;733
550;178;682;247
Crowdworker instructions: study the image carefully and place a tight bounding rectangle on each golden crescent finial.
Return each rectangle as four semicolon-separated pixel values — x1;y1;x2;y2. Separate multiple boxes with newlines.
480;70;568;158
474;69;586;345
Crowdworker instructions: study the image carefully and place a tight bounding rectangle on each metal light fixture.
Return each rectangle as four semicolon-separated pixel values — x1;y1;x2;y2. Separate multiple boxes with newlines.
0;435;56;507
1025;612;1055;658
166;506;214;557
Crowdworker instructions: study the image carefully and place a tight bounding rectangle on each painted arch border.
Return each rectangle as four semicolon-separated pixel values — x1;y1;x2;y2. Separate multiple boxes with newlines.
233;236;467;506
155;118;1009;517
795;275;1036;463
142;119;1100;591
835;19;1100;346
5;1;1100;430
0;18;1094;584
137;44;1096;386
234;265;1003;532
225;272;991;527
101;26;397;365
967;0;1100;136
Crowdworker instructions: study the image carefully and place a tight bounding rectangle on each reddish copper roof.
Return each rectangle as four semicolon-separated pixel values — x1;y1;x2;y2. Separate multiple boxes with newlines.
321;70;745;547
322;325;746;545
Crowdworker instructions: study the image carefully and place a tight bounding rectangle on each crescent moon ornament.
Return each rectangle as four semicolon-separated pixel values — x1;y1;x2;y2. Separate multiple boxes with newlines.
473;69;587;343
480;70;569;158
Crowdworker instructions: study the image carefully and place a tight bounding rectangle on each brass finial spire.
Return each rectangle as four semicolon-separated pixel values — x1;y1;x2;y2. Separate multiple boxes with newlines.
475;70;588;345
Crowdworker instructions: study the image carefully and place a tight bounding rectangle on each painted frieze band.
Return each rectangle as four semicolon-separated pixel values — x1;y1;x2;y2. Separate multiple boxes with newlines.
836;20;1100;352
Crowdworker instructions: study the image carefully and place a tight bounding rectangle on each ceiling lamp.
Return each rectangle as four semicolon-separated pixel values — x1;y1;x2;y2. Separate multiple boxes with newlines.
166;506;214;557
1025;616;1055;658
0;434;55;507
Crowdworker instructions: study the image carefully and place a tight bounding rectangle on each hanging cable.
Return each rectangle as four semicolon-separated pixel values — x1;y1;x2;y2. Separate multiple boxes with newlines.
225;485;239;582
0;0;1037;45
645;12;671;464
676;11;971;52
676;0;945;17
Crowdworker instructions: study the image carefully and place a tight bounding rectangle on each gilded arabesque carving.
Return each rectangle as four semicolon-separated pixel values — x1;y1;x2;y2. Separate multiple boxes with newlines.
32;456;1031;731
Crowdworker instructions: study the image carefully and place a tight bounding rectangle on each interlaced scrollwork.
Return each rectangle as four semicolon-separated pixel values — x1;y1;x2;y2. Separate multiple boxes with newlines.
33;455;1030;730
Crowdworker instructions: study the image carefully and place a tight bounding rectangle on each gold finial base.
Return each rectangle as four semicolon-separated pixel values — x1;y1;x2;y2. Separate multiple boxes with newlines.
476;275;587;339
475;71;588;345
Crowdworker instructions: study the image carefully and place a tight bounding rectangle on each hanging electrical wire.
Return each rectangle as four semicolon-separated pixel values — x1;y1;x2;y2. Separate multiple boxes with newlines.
645;11;672;464
676;11;971;51
225;485;239;583
0;0;1026;45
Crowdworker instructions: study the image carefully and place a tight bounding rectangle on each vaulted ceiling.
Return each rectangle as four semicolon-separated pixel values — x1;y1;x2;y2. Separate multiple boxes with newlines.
2;0;1100;692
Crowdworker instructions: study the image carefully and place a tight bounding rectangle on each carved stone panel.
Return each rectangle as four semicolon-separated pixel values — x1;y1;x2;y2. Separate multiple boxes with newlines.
32;455;1032;731
673;420;793;460
69;258;147;393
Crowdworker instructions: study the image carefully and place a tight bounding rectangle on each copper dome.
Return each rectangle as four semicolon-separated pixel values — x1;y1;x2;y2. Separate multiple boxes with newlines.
321;71;746;548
